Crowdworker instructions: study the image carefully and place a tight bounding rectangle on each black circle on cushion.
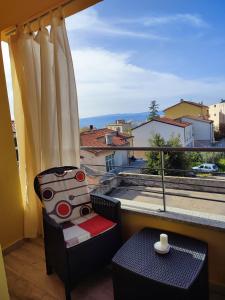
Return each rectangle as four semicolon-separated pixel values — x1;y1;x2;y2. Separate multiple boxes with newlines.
42;188;54;201
80;205;92;216
55;170;67;177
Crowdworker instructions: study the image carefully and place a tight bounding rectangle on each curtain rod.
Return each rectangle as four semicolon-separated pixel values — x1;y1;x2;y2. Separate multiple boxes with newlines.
6;0;75;36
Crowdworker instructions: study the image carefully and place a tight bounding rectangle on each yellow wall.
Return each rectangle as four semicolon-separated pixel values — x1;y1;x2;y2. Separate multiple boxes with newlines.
0;43;24;249
122;210;225;288
164;102;209;119
0;245;9;300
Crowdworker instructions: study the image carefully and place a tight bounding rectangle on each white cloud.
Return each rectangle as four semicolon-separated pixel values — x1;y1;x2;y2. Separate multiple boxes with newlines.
115;14;209;28
66;8;168;41
72;48;225;118
3;43;225;119
65;9;209;43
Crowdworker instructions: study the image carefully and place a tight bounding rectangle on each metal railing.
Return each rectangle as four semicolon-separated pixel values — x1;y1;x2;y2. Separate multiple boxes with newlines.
81;146;225;215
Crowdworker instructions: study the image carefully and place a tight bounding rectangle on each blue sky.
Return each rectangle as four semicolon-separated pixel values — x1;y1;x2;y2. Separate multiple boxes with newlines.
91;0;225;78
2;0;225;118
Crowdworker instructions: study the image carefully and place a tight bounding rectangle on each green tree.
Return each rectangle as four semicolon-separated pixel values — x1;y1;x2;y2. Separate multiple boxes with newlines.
165;135;190;175
187;152;203;167
146;134;165;174
148;100;159;121
146;133;191;176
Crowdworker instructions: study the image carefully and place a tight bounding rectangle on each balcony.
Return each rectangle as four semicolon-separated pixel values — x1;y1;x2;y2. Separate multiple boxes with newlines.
4;146;225;299
1;2;225;299
82;146;225;225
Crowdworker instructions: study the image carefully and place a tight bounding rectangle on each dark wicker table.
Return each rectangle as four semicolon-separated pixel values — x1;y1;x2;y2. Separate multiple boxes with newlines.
112;228;208;300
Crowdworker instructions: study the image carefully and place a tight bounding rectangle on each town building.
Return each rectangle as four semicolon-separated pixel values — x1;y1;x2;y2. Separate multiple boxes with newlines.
209;101;225;131
107;119;132;133
176;116;214;147
80;128;133;173
132;117;193;158
164;99;209;120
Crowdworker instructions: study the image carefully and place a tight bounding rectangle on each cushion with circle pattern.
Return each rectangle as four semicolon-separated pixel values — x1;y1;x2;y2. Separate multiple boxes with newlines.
37;169;92;224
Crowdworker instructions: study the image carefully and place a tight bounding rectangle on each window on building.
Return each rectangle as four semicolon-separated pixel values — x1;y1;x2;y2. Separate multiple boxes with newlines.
214;113;216;117
105;154;115;172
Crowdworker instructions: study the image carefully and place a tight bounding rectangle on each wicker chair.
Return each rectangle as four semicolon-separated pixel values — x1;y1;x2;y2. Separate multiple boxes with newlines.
34;166;122;300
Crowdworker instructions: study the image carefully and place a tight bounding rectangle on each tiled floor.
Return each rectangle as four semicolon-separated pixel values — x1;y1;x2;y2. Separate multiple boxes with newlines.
4;238;225;300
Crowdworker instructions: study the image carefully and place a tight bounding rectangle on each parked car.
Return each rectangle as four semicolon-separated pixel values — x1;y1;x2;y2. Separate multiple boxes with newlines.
192;163;219;173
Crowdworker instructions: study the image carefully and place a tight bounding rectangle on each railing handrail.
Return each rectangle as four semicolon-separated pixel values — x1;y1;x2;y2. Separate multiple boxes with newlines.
81;145;225;214
81;146;225;152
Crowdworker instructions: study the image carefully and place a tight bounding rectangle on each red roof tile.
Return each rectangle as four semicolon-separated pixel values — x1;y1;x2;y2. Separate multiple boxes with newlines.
164;100;208;111
132;117;191;130
153;117;191;128
80;128;131;153
178;115;213;124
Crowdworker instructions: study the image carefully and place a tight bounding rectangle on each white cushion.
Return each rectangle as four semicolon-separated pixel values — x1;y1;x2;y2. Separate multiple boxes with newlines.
38;169;92;224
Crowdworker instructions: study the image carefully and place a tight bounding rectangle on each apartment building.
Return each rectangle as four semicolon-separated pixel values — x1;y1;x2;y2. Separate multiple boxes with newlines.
177;116;214;147
132;117;193;158
209;101;225;131
164;99;209;120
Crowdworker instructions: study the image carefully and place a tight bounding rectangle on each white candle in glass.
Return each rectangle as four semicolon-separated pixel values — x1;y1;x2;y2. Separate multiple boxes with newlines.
160;234;168;249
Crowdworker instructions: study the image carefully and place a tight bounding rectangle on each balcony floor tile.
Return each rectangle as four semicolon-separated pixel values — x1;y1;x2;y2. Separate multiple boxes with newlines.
4;238;225;300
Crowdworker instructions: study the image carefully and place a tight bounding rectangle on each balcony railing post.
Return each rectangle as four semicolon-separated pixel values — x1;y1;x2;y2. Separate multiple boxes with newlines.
160;151;166;212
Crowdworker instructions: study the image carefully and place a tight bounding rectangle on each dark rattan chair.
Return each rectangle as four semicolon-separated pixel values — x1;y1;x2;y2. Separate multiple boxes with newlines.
34;166;122;300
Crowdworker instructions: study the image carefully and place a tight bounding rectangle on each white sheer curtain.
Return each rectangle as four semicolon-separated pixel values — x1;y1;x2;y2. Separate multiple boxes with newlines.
9;14;80;237
50;16;80;166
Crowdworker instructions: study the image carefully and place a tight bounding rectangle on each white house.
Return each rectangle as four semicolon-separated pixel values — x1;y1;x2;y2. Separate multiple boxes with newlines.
209;101;225;131
132;117;193;158
177;116;214;147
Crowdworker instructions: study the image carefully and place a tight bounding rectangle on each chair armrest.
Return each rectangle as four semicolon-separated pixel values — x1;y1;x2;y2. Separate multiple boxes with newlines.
43;209;62;230
42;209;66;251
91;193;121;223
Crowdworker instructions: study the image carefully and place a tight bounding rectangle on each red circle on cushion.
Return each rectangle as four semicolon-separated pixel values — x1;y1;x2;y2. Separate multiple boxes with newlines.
55;201;72;218
75;171;85;182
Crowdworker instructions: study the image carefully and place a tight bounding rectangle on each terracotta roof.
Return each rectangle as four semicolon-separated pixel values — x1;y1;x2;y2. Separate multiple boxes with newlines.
80;128;131;153
178;115;213;124
164;100;208;111
155;117;191;127
132;117;191;130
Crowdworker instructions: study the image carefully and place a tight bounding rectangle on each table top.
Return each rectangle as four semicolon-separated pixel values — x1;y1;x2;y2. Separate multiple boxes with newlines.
112;228;207;289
